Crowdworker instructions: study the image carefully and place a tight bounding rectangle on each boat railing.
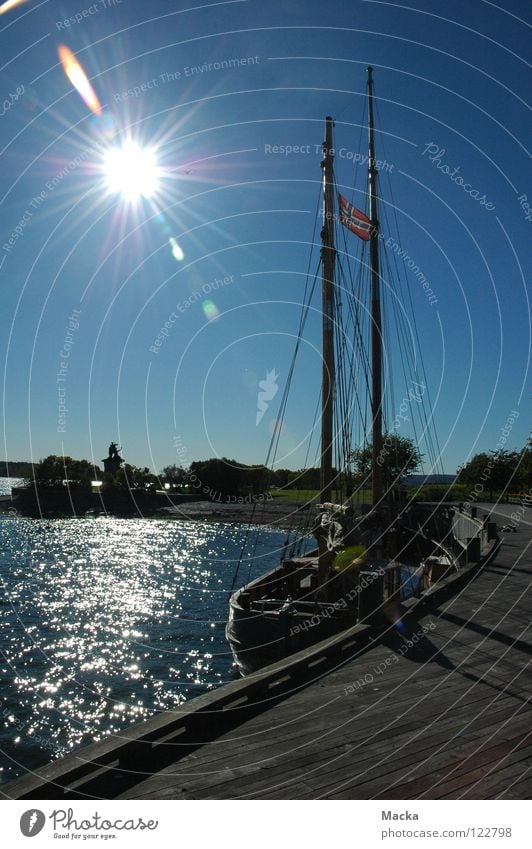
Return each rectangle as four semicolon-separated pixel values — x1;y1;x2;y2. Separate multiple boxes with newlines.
240;562;319;609
451;508;497;563
252;598;341;616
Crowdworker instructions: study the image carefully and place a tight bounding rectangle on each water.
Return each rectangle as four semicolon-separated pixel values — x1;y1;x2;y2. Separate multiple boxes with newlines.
0;511;295;785
0;478;24;496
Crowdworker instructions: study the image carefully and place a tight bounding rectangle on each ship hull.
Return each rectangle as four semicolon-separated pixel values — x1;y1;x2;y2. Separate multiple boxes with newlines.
226;581;357;675
225;506;498;675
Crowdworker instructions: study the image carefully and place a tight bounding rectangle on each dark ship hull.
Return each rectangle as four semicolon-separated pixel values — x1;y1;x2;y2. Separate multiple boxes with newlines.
226;506;497;675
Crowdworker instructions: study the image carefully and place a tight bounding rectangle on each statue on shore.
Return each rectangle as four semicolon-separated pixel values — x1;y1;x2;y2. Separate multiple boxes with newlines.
102;441;124;474
108;442;123;460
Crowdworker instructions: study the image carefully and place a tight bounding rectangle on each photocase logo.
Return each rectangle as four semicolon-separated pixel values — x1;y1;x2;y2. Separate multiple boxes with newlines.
20;810;46;837
256;368;279;425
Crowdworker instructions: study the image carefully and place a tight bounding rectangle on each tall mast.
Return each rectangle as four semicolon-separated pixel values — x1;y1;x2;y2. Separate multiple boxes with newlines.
320;116;336;505
367;66;383;506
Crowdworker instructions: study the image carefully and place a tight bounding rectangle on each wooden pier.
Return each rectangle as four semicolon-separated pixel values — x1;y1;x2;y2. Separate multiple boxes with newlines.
3;504;531;800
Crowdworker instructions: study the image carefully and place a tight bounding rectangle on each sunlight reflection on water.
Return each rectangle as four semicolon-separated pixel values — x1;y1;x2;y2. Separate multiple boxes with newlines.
0;516;290;783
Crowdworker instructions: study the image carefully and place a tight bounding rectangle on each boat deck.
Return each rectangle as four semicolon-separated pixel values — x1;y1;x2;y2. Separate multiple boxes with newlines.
3;505;531;800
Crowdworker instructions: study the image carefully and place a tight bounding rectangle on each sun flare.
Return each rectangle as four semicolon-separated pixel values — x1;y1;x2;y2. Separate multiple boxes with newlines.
103;141;160;202
58;44;102;116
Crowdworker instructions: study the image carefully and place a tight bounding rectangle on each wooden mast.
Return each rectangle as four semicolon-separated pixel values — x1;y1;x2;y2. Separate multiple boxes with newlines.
320;116;336;504
318;116;336;588
367;66;384;506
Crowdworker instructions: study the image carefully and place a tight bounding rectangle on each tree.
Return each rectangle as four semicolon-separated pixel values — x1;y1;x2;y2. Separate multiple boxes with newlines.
516;439;531;492
160;464;188;489
457;452;491;491
288;467;322;490
350;434;423;489
102;464;157;491
187;458;269;498
458;449;525;500
492;450;522;496
31;455;100;490
270;468;293;489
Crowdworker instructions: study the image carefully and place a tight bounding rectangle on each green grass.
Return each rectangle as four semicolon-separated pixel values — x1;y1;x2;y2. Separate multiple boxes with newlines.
271;483;523;507
270;488;318;501
270;488;373;504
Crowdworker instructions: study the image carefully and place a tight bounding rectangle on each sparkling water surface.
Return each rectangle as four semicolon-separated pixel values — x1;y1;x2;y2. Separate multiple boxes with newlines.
0;512;291;784
0;478;24;496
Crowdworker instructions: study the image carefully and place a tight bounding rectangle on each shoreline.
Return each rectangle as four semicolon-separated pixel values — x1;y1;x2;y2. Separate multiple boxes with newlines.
1;492;317;531
159;498;316;530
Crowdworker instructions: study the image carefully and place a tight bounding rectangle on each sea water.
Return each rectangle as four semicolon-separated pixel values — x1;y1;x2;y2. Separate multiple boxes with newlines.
0;511;291;784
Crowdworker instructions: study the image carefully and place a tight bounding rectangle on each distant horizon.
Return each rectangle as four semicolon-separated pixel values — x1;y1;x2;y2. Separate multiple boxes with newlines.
1;451;528;480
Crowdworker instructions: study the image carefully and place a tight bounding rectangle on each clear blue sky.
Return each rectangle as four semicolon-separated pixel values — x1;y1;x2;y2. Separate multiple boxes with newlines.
1;0;530;474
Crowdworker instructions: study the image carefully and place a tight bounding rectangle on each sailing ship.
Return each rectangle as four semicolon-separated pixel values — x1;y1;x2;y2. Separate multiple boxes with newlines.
226;68;497;675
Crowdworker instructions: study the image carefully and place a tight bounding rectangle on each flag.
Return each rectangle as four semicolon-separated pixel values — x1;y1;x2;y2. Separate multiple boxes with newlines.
339;194;374;241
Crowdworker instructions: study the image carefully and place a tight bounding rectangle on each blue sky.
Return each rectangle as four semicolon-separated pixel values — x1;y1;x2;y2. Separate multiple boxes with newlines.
1;0;530;474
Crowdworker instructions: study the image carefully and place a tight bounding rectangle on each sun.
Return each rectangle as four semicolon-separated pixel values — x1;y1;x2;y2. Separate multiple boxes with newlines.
103;141;160;202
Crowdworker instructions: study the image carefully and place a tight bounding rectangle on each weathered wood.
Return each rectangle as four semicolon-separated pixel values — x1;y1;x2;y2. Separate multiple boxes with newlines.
150;705;532;802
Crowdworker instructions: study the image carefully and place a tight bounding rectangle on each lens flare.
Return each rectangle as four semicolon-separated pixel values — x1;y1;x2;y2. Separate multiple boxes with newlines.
202;300;219;321
169;237;185;262
21;85;39;112
268;418;286;436
58;44;102;115
0;0;30;14
90;112;116;140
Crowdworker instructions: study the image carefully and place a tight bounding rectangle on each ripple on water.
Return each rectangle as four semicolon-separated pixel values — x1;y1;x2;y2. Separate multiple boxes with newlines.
0;516;296;782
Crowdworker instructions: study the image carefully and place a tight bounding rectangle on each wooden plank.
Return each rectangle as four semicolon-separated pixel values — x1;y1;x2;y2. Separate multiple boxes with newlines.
305;729;532;801
367;732;532;800
192;706;532;801
426;741;532;800
121;683;532;800
488;768;532;799
184;644;532;796
257;706;532;801
451;760;532;800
